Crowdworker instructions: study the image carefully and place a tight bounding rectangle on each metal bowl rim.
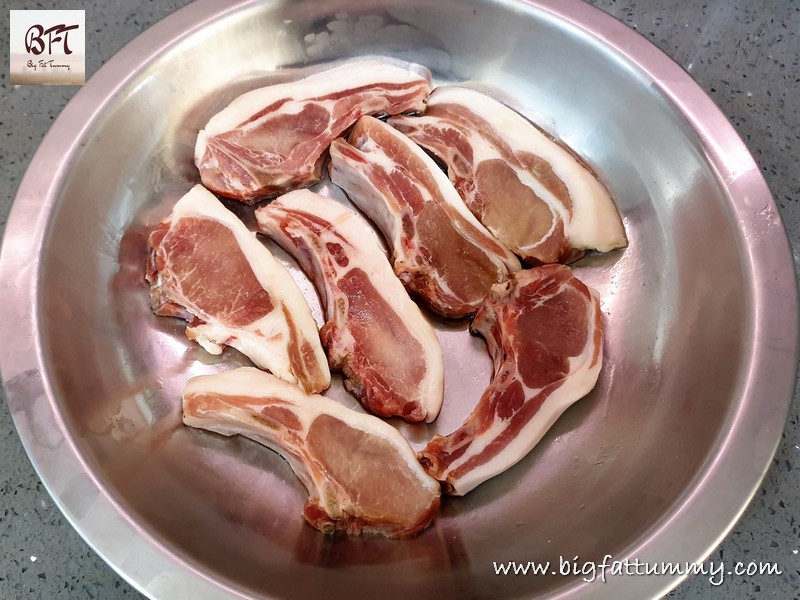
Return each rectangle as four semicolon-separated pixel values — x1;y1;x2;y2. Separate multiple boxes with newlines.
0;0;797;599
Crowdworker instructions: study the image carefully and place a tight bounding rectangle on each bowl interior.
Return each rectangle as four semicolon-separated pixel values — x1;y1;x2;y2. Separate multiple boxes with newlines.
37;0;748;598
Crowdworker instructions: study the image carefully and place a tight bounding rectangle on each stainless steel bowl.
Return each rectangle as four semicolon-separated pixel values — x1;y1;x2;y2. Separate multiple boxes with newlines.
1;1;797;599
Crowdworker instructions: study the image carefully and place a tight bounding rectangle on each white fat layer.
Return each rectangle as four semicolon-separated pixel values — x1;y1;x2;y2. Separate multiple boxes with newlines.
380;116;519;272
168;185;330;390
443;285;603;496
181;381;314;492
203;61;429;136
182;367;439;496
256;190;444;422
329;139;405;250
330;136;459;290
194;130;208;169
389;115;562;257
457;123;564;255
331;116;520;274
428;86;626;251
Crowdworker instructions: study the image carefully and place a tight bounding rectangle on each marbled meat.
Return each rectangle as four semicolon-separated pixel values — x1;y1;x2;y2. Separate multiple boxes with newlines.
146;185;330;394
195;60;431;203
255;190;444;423
329;115;520;318
389;86;626;264
419;265;603;495
183;367;441;538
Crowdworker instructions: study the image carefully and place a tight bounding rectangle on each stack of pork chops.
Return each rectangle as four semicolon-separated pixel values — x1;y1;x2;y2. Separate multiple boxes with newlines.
145;59;626;539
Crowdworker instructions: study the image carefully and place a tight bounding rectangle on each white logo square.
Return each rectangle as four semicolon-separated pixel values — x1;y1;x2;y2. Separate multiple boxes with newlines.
9;10;86;85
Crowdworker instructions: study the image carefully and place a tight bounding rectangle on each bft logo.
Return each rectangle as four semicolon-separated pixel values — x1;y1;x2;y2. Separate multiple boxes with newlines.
10;10;86;85
25;23;81;56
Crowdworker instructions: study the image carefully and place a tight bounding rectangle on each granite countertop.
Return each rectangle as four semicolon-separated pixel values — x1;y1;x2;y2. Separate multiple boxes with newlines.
1;1;798;598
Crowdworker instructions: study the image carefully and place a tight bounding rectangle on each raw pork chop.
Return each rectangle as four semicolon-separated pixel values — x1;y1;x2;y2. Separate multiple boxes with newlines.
389;86;627;264
183;367;441;538
329;115;520;318
255;190;444;423
419;265;603;495
146;185;330;394
195;60;431;204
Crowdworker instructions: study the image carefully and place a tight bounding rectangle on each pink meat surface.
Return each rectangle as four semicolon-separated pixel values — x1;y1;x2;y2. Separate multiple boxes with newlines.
146;185;330;394
183;368;441;538
255;190;444;423
195;60;430;204
389;86;626;264
419;265;603;495
329;115;520;318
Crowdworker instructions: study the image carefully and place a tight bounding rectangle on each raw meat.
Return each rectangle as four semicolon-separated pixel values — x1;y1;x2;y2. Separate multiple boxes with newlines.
146;185;330;394
183;367;441;538
195;60;431;204
255;190;444;423
329;115;520;318
388;86;627;264
418;265;603;495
